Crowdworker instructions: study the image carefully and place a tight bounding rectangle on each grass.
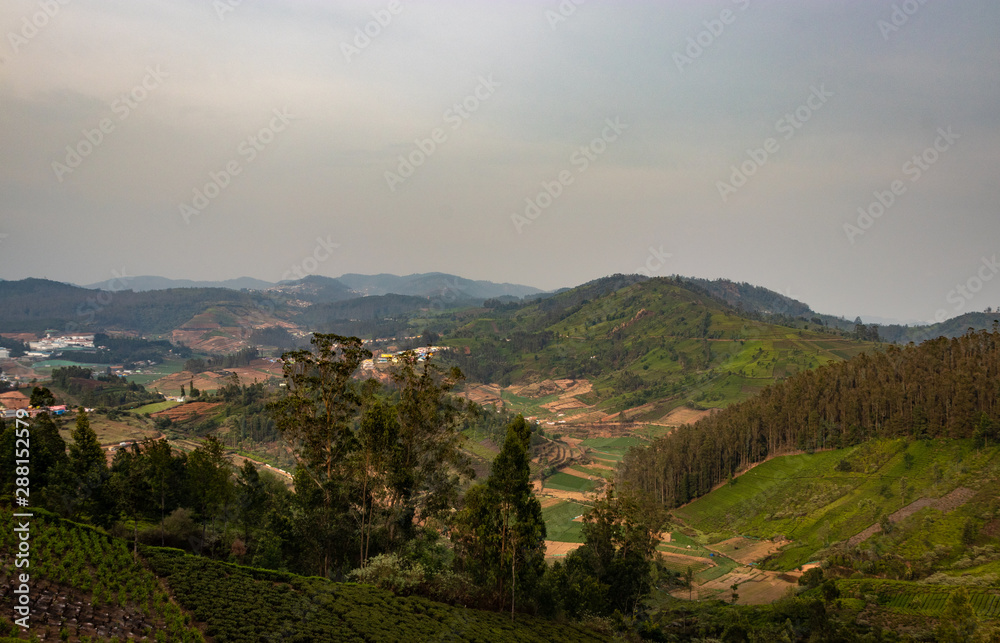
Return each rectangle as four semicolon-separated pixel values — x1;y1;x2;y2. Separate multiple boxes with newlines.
542;500;590;543
695;556;740;583
460;429;500;462
674;439;1000;570
544;472;598;493
572;465;614;480
133;400;181;414
125;357;187;387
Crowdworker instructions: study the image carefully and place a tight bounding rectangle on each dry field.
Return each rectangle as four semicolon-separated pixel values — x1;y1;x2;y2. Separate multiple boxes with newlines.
151;401;222;423
706;537;786;566
462;383;502;407
545;541;583;559
659;407;717;426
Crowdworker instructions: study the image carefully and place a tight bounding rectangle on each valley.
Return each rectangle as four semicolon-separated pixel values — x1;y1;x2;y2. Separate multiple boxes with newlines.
1;273;999;641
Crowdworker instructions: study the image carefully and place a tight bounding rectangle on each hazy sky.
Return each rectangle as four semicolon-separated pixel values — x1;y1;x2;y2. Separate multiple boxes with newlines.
1;1;998;323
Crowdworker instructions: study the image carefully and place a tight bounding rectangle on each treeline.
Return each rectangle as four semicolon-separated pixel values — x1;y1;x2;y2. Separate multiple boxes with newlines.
679;276;813;318
247;326;299;349
0;336;28;357
446;331;555;385
0;278;266;334
621;329;1000;507
185;347;260;373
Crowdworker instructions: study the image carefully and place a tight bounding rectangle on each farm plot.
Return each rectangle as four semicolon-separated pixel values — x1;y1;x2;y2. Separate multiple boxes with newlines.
542;500;590;544
152;401;222;423
133;400;181;415
838;579;1000;619
544;472;598;494
707;536;785;566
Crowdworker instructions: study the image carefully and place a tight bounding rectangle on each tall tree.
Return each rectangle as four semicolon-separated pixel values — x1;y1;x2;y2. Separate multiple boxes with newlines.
187;436;233;555
143;438;181;545
68;409;110;524
271;333;371;577
558;485;662;617
109;444;150;553
353;395;399;568
453;415;545;613
384;355;472;545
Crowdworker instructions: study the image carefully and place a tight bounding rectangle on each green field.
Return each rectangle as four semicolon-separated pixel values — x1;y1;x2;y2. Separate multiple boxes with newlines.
674;439;1000;570
542;500;589;543
571;465;614;480
125;358;187;387
544;472;598;493
133;400;181;414
460;428;501;462
580;436;645;465
32;359;108;372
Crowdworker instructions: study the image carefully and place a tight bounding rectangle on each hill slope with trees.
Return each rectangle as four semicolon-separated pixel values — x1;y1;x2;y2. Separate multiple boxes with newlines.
621;327;1000;507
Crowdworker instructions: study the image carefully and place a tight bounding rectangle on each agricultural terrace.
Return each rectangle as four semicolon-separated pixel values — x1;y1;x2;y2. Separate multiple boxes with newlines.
674;439;1000;570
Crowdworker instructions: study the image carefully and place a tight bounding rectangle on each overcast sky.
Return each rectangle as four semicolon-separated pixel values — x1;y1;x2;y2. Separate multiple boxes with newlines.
1;0;998;323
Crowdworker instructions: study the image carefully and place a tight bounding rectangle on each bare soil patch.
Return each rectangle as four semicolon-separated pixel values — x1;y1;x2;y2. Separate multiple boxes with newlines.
152;370;229;394
538;488;592;503
559;466;596;480
847;486;977;546
659;407;717;426
658;551;715;567
545;541;583;559
707;537;785;566
539;497;564;509
462;383;502;407
510;380;563;398
152;401;222;423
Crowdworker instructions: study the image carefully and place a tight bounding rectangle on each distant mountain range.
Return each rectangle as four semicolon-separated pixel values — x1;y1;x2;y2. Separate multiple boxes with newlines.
335;273;546;300
82;275;275;292
4;272;995;346
81;272;545;301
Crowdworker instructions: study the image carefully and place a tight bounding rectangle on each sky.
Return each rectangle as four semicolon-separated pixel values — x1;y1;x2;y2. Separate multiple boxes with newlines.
1;0;998;324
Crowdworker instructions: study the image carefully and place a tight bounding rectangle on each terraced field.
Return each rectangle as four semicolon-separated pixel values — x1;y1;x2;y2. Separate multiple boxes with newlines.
674;439;1000;570
838;579;1000;619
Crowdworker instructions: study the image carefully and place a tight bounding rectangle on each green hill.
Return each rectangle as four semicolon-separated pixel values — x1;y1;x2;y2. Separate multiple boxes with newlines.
445;276;871;417
621;329;1000;507
674;438;1000;571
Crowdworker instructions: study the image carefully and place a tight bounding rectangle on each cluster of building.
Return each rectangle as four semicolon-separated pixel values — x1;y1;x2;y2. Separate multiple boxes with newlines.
27;333;95;357
361;345;448;370
0;390;73;419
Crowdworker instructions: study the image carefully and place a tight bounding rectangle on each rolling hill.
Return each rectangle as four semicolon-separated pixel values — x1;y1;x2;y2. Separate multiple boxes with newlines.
443;275;872;420
335;272;545;300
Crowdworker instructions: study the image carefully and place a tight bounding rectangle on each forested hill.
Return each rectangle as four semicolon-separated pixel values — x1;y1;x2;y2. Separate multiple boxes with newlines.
620;328;1000;507
445;275;871;416
679;277;812;318
0;278;263;334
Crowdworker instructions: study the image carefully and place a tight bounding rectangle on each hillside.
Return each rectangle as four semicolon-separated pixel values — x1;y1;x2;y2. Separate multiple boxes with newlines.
81;276;275;292
444;276;871;421
0;279;269;336
0;508;606;643
621;329;1000;507
336;272;545;300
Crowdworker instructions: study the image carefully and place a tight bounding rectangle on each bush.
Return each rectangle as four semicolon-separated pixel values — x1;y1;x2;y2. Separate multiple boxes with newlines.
348;554;426;595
